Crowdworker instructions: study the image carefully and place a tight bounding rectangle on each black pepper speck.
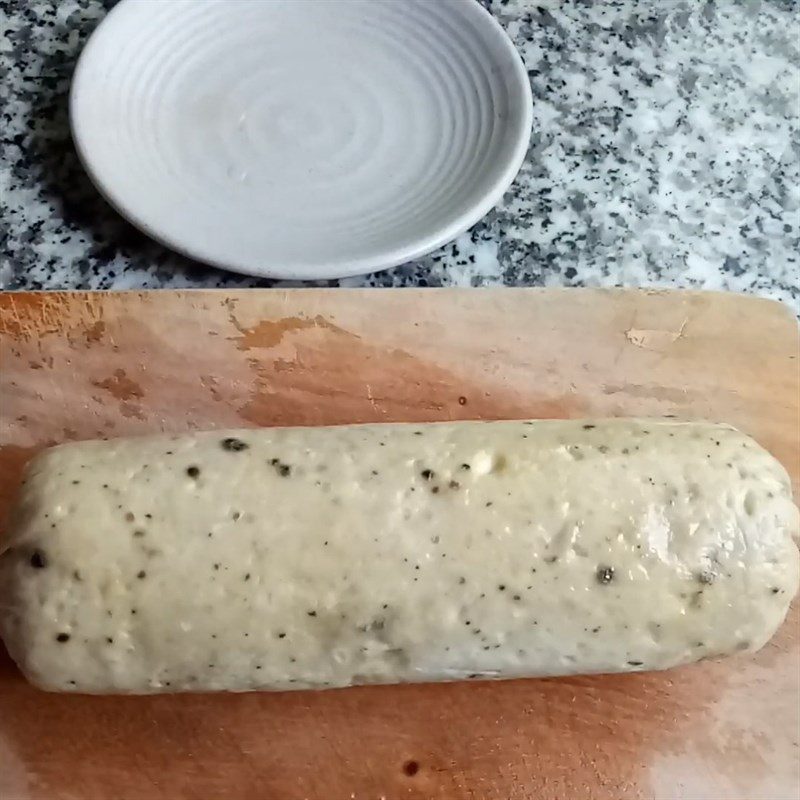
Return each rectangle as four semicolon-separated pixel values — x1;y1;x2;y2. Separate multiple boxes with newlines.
29;549;47;569
56;633;70;643
221;437;249;452
269;458;292;477
596;565;615;584
186;466;200;478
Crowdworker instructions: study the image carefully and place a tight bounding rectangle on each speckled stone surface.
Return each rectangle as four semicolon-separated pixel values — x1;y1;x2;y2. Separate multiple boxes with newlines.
1;0;798;305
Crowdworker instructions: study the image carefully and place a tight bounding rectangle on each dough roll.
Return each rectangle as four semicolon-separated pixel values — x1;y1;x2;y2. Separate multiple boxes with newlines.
1;420;797;694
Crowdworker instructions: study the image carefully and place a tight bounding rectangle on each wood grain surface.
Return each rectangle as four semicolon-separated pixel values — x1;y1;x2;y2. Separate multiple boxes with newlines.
0;288;798;800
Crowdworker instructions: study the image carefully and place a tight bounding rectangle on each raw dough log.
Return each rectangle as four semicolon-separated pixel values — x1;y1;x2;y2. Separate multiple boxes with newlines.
0;420;797;694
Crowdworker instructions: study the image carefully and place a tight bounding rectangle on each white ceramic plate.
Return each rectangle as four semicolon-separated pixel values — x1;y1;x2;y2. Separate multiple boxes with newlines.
70;0;532;280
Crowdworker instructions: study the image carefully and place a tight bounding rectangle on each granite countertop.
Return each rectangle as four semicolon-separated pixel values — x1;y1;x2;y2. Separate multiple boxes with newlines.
1;0;798;305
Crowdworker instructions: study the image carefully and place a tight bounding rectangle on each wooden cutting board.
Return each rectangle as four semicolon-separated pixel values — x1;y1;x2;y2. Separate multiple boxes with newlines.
1;288;798;800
